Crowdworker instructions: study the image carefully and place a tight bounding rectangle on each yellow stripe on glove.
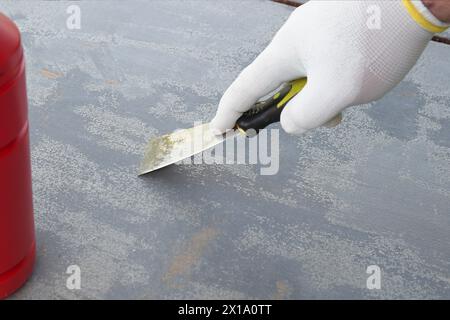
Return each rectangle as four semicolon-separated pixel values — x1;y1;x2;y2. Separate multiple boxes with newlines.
402;0;449;33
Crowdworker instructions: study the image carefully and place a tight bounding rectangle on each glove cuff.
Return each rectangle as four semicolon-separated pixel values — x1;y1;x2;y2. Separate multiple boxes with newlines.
402;0;450;33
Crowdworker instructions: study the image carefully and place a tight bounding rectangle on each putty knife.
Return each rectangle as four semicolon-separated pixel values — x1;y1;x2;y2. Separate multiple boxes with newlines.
138;78;307;175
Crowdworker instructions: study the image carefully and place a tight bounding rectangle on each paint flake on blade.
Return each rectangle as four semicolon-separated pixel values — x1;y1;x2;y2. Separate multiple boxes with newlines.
139;134;184;175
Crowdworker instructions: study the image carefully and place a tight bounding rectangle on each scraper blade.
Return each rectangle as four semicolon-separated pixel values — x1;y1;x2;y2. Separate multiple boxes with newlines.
138;123;236;175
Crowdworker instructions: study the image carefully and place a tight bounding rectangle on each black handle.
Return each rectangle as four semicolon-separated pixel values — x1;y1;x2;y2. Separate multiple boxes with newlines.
235;78;307;134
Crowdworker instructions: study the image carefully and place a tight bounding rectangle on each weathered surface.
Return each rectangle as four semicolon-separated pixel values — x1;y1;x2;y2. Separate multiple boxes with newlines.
1;0;449;299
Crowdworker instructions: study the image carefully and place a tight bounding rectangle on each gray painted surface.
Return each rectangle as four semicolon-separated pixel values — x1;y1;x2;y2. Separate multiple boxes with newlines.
1;0;449;299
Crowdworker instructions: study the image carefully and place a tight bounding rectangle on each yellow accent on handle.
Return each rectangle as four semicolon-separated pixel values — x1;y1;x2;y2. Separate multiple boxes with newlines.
402;0;448;33
235;125;247;136
277;78;307;108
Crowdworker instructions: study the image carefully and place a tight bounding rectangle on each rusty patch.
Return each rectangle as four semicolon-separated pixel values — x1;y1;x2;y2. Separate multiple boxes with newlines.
272;280;291;299
40;68;63;79
271;0;450;46
163;227;219;284
105;79;120;86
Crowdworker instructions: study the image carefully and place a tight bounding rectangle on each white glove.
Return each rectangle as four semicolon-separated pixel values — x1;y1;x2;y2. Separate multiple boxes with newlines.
211;0;449;135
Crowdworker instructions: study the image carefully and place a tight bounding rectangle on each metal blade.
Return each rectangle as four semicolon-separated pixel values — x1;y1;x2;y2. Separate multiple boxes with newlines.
138;123;237;175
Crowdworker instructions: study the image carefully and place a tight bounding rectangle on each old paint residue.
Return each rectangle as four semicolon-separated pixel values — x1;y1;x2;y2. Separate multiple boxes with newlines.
140;134;180;174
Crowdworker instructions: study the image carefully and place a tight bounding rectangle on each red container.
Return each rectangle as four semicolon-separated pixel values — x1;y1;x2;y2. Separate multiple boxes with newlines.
0;13;36;299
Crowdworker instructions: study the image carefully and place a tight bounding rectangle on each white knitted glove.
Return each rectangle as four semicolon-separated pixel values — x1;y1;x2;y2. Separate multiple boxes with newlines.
211;0;449;135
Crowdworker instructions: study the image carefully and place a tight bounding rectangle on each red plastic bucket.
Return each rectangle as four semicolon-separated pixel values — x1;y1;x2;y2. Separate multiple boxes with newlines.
0;13;36;299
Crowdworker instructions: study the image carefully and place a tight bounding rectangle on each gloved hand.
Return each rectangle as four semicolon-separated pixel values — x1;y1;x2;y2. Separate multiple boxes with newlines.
211;0;449;135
